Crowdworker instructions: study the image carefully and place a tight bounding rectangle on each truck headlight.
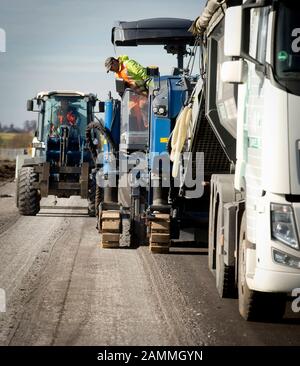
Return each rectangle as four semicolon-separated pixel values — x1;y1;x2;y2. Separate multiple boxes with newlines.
273;249;300;269
271;204;299;250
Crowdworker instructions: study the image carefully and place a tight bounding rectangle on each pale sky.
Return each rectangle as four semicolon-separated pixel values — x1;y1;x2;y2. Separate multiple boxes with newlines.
0;0;205;127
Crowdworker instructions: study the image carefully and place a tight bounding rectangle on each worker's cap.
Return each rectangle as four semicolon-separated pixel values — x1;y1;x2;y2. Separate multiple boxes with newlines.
105;57;116;73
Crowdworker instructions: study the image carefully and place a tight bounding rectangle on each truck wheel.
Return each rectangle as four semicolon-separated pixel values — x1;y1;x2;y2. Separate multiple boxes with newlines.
87;176;96;217
238;213;286;321
18;167;40;216
208;197;218;274
215;202;236;298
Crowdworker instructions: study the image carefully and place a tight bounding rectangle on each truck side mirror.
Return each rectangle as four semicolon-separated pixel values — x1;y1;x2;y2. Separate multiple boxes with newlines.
99;101;105;113
27;99;34;111
225;3;268;66
115;78;126;95
221;60;248;84
224;6;243;57
146;66;159;77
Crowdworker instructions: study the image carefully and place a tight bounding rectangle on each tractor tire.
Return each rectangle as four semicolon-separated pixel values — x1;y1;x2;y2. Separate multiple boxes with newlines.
215;202;237;298
18;167;40;216
15;174;20;208
238;213;286;321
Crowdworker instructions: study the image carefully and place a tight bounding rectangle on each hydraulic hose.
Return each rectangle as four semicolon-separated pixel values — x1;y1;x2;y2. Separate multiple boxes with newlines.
85;120;117;163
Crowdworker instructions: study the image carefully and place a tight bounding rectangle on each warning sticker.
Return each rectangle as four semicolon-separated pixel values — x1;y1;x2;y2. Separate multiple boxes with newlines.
160;137;168;143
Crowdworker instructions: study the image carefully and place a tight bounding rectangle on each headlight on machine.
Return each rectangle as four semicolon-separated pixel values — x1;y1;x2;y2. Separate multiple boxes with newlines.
271;203;299;250
32;141;44;149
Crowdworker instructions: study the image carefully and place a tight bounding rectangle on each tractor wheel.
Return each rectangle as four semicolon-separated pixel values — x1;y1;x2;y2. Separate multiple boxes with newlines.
238;212;286;321
18;167;40;216
15;174;20;208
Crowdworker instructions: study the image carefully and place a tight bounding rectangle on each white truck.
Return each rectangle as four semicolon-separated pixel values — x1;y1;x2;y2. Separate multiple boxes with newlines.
183;0;300;321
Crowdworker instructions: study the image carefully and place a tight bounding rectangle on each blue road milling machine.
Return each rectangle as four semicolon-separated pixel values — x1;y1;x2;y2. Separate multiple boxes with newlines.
89;18;231;253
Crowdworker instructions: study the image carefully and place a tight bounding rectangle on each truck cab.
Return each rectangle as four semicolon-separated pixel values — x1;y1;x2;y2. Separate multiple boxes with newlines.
189;0;300;320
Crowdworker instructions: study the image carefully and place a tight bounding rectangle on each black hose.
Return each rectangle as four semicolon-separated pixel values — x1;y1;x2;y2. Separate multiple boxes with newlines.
85;120;117;163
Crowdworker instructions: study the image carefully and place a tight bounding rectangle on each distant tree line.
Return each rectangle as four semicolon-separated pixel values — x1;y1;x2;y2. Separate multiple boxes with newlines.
0;120;37;133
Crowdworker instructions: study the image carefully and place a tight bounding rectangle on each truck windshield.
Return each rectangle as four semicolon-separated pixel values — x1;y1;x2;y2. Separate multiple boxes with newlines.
43;96;88;141
275;1;300;82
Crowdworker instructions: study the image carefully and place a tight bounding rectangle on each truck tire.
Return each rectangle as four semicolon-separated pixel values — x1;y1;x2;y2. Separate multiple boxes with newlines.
215;201;237;298
238;213;286;321
18;167;40;216
208;195;218;275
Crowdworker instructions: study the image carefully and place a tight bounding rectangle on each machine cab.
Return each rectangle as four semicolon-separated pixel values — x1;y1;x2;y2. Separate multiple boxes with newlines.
120;89;149;151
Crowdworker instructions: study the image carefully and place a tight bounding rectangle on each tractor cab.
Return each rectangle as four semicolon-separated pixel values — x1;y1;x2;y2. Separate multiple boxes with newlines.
16;91;100;217
32;91;96;166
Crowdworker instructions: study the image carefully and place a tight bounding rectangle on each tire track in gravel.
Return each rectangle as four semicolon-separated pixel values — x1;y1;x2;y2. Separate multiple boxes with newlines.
137;247;208;346
0;218;70;345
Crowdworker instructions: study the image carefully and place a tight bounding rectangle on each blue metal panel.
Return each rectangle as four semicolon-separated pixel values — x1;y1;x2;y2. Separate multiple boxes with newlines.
103;100;112;174
104;100;113;132
168;77;187;118
151;117;170;154
103;98;120;175
149;76;187;169
111;102;120;147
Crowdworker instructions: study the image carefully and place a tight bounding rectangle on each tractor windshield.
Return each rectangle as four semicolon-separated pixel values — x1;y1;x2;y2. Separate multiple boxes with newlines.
42;96;88;141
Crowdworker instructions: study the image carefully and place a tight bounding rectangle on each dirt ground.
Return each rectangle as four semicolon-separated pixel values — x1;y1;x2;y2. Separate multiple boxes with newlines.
0;161;15;182
0;182;299;346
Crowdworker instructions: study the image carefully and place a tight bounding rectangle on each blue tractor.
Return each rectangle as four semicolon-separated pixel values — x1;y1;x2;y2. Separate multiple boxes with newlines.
16;91;102;216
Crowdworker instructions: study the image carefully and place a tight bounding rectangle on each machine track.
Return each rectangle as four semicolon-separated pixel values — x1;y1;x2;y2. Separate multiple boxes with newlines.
99;210;121;248
149;213;171;254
